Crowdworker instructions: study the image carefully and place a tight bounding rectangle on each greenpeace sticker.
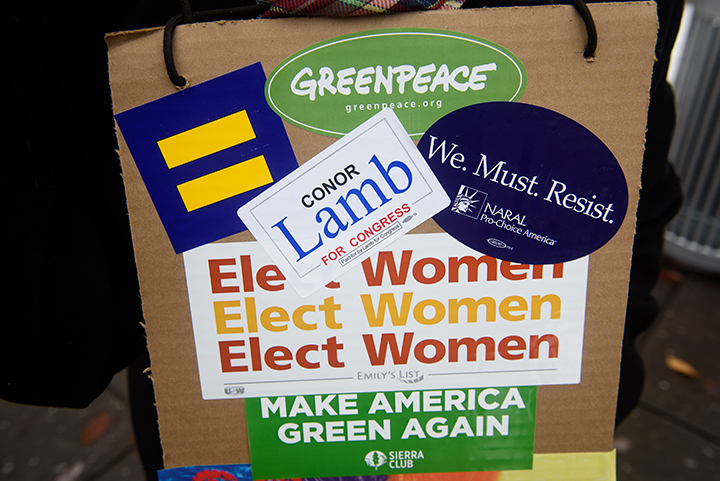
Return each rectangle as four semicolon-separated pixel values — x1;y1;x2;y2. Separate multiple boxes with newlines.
266;28;526;138
237;109;450;297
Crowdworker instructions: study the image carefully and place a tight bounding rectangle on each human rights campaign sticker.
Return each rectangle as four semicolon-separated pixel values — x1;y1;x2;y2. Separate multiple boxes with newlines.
238;109;450;298
419;102;628;265
114;63;298;253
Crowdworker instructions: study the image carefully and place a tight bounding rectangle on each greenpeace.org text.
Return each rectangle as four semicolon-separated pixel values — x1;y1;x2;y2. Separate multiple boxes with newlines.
346;99;443;114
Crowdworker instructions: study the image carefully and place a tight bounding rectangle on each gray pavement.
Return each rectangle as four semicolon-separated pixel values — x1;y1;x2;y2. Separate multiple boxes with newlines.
615;268;720;480
0;370;144;481
1;264;719;480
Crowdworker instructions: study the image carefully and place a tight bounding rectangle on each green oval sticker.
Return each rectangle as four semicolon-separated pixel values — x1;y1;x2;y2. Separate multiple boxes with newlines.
265;28;527;138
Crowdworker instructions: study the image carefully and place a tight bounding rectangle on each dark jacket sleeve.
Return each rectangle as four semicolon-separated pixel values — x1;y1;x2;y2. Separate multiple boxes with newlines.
1;1;150;408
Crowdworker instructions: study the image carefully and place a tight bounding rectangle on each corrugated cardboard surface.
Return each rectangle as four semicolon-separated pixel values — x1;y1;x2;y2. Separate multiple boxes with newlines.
107;2;659;468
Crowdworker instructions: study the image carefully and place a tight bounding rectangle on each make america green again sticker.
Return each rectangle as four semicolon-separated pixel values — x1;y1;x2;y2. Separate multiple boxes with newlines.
265;29;526;138
246;386;536;479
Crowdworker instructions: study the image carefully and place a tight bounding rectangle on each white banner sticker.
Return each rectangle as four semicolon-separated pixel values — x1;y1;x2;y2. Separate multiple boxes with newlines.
183;233;589;400
237;109;450;298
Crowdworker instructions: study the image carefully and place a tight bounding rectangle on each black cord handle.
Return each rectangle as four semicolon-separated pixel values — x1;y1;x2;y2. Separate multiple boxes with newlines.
163;0;597;88
163;1;272;87
564;0;598;58
462;0;597;58
163;13;187;87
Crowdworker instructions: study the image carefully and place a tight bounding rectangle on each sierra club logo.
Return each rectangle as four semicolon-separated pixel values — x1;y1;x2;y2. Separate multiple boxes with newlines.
364;450;425;470
265;28;527;138
365;450;387;470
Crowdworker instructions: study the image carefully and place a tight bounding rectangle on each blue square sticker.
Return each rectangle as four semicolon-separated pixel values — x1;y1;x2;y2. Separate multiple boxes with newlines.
115;62;298;253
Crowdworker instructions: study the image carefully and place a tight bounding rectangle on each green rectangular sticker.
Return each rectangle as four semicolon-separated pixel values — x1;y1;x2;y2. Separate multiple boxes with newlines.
246;386;536;479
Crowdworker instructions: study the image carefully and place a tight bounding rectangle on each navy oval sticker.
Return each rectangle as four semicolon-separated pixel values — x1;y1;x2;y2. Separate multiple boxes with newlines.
419;102;628;264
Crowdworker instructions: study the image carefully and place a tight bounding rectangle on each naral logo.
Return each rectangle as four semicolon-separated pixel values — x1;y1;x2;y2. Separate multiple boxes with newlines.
451;185;487;219
364;450;387;470
266;29;526;138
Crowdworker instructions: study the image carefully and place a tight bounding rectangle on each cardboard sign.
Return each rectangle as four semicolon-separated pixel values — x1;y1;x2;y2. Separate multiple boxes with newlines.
107;2;659;471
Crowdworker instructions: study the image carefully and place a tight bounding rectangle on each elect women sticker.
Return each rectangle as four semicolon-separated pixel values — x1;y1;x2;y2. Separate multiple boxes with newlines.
419;102;628;265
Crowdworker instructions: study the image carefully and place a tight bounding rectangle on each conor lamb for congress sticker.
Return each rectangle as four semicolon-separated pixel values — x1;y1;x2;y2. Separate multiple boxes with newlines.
238;109;450;298
419;102;628;265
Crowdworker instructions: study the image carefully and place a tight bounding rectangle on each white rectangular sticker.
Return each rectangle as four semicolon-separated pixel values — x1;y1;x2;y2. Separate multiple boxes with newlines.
183;233;589;400
237;109;450;298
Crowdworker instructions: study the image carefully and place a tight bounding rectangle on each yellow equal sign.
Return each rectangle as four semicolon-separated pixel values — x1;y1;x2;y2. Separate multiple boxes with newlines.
156;110;275;212
158;110;257;168
176;155;273;212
